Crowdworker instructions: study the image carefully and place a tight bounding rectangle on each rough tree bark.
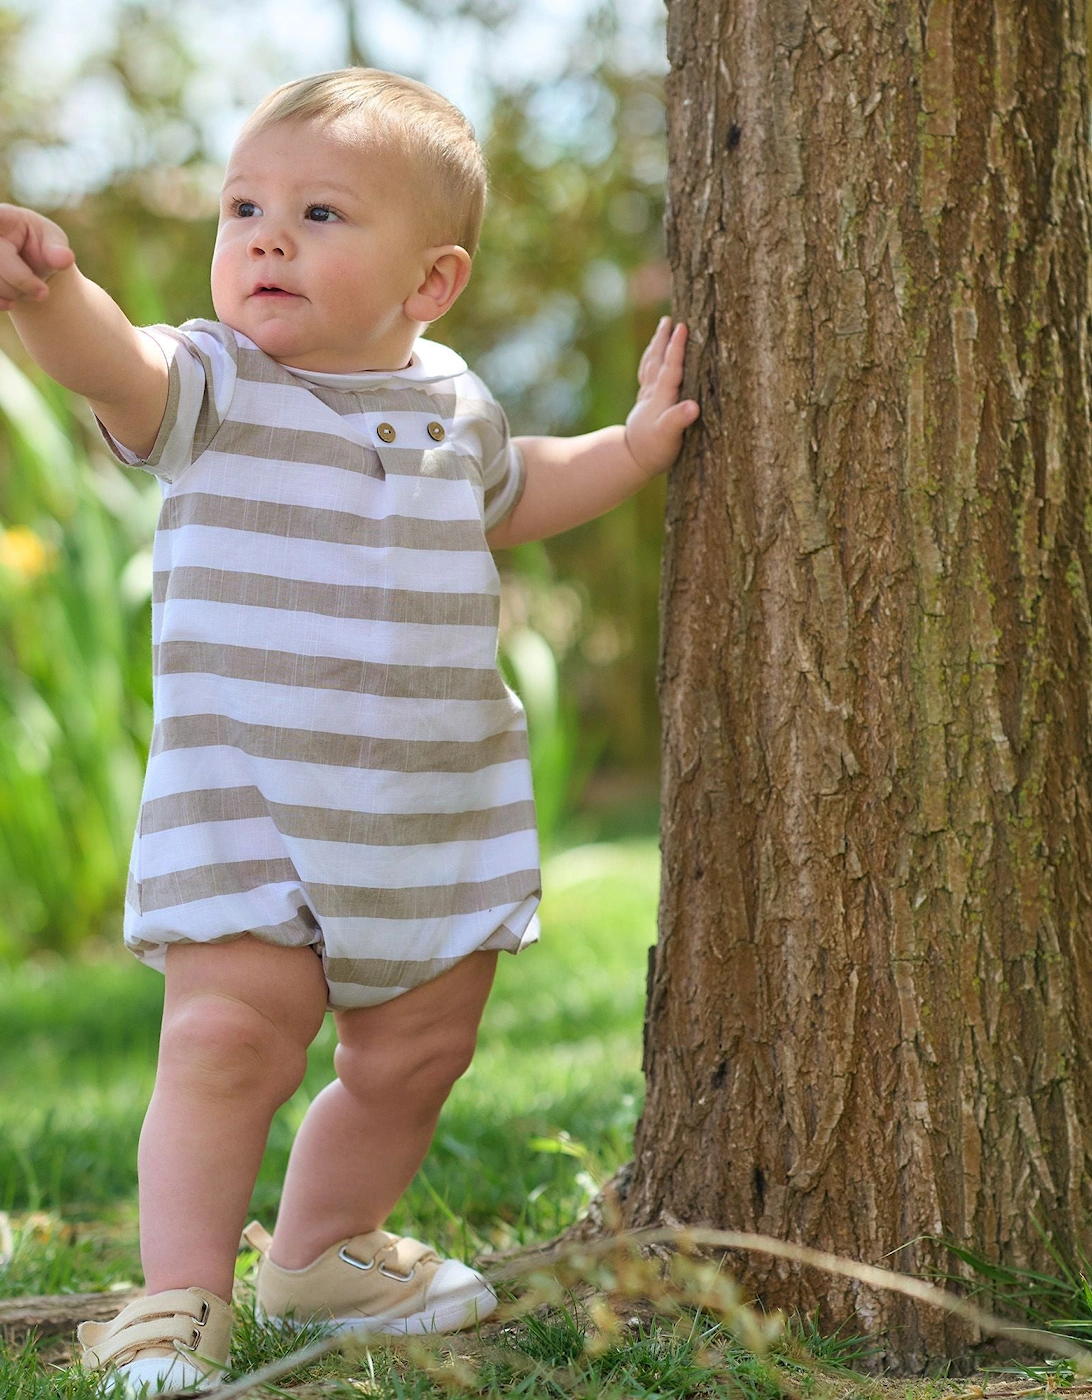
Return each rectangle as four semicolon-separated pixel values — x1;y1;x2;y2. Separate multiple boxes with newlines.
625;0;1092;1373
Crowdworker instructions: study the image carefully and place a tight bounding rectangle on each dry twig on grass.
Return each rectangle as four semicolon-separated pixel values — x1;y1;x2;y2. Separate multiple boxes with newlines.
488;1227;1092;1372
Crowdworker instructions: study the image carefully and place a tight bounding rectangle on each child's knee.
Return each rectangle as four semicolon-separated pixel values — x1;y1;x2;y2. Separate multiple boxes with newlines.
159;992;307;1107
335;1026;477;1110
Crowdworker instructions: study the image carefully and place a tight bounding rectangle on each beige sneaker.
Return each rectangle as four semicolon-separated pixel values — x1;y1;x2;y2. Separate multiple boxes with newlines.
77;1287;232;1396
244;1221;496;1336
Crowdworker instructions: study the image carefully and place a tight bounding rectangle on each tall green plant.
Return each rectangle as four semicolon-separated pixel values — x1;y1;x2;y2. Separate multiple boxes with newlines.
502;625;582;850
0;352;155;956
498;542;603;849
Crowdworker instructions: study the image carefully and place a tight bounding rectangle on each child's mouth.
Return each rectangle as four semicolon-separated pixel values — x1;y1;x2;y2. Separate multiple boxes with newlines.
253;286;299;298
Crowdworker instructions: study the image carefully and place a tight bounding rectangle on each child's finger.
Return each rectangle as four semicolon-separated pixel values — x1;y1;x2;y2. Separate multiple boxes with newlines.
644;321;690;396
636;323;664;383
0;270;46;301
21;225;73;283
0;276;46;303
638;316;672;383
662;321;688;370
0;245;48;301
659;399;700;435
41;242;75;273
652;330;689;393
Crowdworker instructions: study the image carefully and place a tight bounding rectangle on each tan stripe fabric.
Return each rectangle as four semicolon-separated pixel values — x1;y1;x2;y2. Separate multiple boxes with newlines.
138;861;537;921
152;567;499;627
138;858;299;912
139;786;537;845
154;641;510;701
159;493;487;551
311;872;538;920
114;320;539;1006
150;713;527;772
206;421;387;476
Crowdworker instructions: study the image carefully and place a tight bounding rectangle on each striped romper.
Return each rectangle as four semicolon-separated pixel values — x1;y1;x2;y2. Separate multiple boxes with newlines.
106;319;541;1008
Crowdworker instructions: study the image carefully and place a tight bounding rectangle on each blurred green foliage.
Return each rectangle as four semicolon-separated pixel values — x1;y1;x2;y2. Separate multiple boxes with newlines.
0;355;156;957
0;0;670;952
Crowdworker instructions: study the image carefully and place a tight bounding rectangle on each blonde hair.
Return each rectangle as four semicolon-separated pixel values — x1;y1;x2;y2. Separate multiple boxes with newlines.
239;68;488;255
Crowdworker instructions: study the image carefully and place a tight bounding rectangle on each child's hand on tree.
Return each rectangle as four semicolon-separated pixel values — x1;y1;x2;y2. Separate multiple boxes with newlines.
0;205;76;310
623;317;700;477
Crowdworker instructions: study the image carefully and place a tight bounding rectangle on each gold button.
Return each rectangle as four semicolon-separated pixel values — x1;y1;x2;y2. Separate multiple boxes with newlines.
427;420;446;442
376;422;396;443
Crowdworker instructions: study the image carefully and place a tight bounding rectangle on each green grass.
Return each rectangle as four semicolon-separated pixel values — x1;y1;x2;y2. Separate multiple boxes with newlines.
943;1238;1092;1341
186;1291;874;1400
935;1238;1092;1387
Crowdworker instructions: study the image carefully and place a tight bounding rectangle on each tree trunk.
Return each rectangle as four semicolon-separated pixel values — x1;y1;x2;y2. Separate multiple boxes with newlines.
626;0;1092;1373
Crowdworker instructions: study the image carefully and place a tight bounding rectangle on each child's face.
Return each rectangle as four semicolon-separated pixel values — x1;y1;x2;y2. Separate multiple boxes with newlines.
211;119;433;372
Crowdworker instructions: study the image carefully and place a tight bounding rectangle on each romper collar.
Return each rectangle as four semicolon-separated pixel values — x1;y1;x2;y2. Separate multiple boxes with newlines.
277;337;468;391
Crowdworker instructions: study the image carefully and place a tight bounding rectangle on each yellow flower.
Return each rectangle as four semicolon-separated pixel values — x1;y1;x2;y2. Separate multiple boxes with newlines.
0;526;55;580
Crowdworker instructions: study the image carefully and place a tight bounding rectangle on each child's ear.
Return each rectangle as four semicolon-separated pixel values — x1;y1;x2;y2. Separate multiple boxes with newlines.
404;246;472;323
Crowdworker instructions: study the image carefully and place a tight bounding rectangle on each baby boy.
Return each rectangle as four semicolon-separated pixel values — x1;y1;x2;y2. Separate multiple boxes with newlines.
0;67;698;1395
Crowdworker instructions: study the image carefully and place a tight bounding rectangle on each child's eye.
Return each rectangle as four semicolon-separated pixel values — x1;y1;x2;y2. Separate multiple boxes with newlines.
305;205;339;223
231;199;259;218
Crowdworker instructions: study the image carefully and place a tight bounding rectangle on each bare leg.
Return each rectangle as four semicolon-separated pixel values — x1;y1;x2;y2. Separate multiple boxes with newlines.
269;951;497;1269
138;937;328;1301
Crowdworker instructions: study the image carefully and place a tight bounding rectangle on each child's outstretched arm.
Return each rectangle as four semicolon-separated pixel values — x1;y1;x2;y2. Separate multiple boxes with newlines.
487;318;700;550
0;204;168;458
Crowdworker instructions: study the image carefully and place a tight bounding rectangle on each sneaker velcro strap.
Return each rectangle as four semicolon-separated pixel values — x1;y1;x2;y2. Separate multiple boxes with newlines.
372;1235;439;1279
80;1314;207;1369
77;1288;231;1374
332;1232;437;1284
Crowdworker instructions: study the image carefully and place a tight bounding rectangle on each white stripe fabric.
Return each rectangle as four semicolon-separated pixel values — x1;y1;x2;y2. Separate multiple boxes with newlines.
107;319;539;1008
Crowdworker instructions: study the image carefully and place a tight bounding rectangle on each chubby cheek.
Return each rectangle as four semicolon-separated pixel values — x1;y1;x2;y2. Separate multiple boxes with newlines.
209;251;234;320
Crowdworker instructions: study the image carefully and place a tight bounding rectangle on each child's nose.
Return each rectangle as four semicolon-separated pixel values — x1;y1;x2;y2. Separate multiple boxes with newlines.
247;222;293;258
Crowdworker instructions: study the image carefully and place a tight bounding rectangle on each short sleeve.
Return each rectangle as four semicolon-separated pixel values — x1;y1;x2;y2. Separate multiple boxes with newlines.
483;439;526;531
454;369;526;531
97;320;239;484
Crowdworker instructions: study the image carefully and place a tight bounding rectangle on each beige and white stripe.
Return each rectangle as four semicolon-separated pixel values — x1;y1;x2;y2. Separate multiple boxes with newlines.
107;320;539;1007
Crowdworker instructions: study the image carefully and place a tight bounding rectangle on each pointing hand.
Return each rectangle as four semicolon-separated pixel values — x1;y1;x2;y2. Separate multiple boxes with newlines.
0;204;76;311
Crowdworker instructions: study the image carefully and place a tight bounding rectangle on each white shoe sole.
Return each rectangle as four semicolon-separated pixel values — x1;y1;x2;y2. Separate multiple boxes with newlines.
102;1352;222;1396
331;1279;497;1336
261;1260;497;1337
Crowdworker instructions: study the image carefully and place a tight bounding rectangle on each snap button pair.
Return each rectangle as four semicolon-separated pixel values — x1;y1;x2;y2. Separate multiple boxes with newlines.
375;421;445;444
